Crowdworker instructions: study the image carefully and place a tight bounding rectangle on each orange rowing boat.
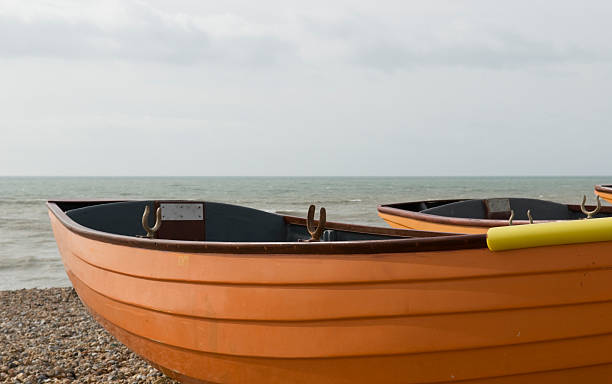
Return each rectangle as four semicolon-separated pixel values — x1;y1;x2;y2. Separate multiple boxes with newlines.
595;185;612;204
378;197;610;234
48;199;612;383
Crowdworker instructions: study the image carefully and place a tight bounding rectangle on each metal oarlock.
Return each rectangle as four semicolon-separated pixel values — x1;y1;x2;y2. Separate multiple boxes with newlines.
142;205;162;238
306;204;326;242
581;195;601;219
527;210;533;224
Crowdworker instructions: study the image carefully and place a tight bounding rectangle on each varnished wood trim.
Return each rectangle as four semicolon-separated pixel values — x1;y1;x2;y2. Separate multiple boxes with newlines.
47;200;487;254
282;216;452;237
595;185;612;194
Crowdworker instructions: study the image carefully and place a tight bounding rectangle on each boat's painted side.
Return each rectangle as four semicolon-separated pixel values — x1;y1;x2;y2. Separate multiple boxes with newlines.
595;185;612;204
378;210;492;234
378;199;611;234
48;201;612;383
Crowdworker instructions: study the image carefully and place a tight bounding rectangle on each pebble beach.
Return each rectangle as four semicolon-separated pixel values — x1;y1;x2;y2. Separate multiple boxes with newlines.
0;287;178;384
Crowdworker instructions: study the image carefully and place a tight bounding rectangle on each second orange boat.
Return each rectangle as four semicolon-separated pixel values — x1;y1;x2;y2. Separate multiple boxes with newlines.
595;184;612;204
378;197;610;234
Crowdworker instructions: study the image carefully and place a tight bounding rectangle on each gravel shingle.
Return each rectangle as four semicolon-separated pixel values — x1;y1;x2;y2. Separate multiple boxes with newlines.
0;287;179;384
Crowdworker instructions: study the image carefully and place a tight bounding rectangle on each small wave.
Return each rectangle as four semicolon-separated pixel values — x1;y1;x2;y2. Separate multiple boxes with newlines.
298;199;367;204
0;199;48;206
275;210;301;215
0;257;38;270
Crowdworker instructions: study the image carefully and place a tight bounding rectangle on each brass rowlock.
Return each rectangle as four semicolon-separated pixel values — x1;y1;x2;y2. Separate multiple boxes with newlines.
306;204;326;242
508;210;515;226
142;205;162;238
527;210;534;224
508;210;533;225
581;195;601;219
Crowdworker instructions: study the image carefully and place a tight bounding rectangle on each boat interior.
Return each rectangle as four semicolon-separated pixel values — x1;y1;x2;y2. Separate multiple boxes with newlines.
382;198;612;221
58;201;406;243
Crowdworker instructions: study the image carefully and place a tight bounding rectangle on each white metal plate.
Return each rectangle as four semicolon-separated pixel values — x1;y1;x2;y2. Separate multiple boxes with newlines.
160;203;204;221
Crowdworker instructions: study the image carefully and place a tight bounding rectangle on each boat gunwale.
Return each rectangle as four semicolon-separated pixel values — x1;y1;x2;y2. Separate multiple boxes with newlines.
377;199;612;228
595;185;612;193
47;200;488;254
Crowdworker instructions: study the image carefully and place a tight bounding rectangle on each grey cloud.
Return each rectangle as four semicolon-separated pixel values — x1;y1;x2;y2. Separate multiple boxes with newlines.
0;5;294;66
351;30;604;71
299;11;611;71
2;3;609;71
353;36;596;70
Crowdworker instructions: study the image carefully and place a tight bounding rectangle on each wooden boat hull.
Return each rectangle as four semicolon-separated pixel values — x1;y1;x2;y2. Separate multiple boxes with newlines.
378;198;612;234
378;210;489;234
49;201;612;383
595;185;612;204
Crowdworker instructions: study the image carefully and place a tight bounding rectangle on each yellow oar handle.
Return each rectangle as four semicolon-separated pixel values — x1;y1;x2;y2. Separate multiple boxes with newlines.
487;217;612;251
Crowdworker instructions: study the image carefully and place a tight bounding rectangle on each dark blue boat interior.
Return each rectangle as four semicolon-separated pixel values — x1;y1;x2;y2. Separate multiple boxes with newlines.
63;201;400;242
386;198;611;221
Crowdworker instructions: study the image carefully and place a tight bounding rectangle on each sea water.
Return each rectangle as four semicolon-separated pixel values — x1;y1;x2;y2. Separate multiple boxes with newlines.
0;176;609;290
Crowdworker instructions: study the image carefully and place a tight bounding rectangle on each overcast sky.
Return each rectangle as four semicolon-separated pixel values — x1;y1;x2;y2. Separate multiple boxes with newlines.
1;0;611;176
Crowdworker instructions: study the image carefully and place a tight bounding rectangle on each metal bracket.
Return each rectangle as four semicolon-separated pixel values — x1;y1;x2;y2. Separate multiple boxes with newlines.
305;204;326;242
142;205;162;238
581;195;601;219
527;209;533;224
